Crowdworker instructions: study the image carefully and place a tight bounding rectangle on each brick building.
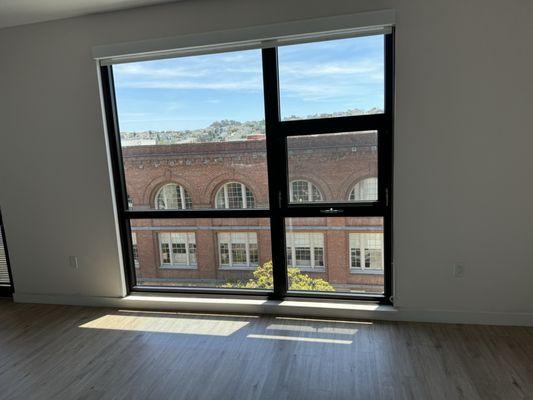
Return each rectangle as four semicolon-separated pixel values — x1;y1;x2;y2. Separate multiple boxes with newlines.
124;131;384;293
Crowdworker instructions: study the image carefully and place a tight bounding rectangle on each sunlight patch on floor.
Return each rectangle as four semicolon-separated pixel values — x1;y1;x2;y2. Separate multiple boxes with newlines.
274;316;373;324
79;314;250;336
266;323;358;335
247;334;353;344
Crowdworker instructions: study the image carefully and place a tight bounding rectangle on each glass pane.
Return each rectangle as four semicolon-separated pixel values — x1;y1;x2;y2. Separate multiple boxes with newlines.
131;218;272;290
285;217;384;294
287;131;378;204
278;35;384;121
113;49;268;210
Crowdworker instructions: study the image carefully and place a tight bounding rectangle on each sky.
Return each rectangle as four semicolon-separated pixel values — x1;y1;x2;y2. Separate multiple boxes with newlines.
113;35;384;132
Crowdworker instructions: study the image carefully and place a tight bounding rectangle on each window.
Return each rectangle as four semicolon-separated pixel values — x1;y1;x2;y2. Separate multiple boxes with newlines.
349;233;383;271
215;182;255;209
289;180;323;203
102;27;392;300
131;233;139;268
0;210;13;294
159;232;197;268
278;35;385;121
349;177;378;202
156;184;192;210
286;232;325;270
218;232;258;268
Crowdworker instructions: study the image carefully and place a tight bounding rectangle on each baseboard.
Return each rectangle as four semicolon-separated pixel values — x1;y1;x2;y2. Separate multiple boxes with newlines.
13;292;533;326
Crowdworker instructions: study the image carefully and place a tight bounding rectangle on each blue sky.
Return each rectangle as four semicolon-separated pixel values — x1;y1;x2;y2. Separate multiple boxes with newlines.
113;35;384;132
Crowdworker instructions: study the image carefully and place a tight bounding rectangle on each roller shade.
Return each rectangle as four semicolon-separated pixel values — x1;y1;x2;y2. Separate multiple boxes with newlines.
93;9;394;65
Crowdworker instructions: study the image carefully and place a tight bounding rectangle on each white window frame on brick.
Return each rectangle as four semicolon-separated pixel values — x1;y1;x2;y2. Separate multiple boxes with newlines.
132;232;139;268
215;182;255;209
218;232;258;269
349;177;378;202
159;232;197;269
155;183;192;210
289;180;323;203
349;232;383;274
286;232;325;271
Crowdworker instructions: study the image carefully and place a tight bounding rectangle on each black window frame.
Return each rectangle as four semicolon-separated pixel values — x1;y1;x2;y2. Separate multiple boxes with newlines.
100;30;394;304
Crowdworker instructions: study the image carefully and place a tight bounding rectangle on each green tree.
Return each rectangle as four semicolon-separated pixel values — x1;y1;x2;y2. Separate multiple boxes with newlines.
223;261;335;291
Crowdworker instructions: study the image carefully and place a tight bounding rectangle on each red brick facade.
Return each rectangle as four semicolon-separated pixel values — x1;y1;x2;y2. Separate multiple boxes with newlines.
123;132;384;293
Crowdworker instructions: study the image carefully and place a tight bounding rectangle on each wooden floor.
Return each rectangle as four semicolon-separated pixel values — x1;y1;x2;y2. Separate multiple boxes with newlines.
0;300;532;400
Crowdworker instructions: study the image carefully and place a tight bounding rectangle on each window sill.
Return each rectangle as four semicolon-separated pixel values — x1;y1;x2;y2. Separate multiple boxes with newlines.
291;267;326;273
120;292;395;321
159;264;197;270
219;265;258;271
349;269;383;275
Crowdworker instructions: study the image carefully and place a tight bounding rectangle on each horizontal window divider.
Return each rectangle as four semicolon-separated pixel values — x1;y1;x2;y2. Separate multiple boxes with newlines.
287;201;382;208
124;209;272;219
277;114;388;136
282;205;387;217
132;286;273;297
285;291;388;303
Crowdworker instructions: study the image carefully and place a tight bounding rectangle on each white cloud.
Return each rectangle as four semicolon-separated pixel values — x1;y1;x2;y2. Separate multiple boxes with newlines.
114;42;384;103
119;78;262;91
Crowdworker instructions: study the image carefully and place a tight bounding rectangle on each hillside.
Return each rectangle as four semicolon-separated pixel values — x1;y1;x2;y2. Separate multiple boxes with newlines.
120;108;382;145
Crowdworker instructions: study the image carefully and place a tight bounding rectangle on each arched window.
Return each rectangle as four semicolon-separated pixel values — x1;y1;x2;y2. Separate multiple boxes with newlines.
349;177;378;201
290;180;323;203
155;183;192;210
215;182;255;209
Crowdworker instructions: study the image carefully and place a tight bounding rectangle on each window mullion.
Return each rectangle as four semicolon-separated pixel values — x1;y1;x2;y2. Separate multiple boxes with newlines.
185;235;190;265
228;236;233;266
245;234;250;266
179;186;186;210
224;186;229;209
241;183;247;209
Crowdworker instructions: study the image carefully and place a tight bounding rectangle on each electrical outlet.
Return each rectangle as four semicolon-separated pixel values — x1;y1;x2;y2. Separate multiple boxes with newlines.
453;263;465;278
69;256;79;269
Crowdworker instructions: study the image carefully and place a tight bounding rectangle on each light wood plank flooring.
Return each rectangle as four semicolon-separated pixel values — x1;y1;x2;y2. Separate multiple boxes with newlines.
0;299;532;400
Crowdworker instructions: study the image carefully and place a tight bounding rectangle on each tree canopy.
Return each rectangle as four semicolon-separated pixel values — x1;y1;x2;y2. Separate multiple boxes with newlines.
223;261;335;291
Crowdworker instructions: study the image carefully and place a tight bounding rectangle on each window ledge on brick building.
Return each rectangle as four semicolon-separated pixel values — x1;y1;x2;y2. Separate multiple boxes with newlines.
218;265;258;271
349;268;383;275
297;267;326;273
159;264;198;270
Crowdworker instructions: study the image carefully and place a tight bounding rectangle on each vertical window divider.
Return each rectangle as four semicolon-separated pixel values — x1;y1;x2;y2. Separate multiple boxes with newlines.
262;47;288;300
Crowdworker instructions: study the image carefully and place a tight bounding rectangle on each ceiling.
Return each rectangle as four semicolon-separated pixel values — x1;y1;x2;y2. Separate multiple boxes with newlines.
0;0;181;30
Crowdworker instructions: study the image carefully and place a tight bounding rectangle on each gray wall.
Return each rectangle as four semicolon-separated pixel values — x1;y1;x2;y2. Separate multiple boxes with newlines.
0;0;532;315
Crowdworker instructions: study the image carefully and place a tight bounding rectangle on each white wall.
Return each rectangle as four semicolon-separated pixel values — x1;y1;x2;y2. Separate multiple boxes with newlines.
1;0;532;319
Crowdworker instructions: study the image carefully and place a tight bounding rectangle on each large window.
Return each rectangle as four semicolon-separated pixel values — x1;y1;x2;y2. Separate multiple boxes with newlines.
0;210;13;295
101;28;393;301
286;232;325;271
159;232;197;268
289;180;323;203
349;178;378;202
156;184;192;210
218;232;258;269
131;233;139;268
349;233;383;272
215;182;255;209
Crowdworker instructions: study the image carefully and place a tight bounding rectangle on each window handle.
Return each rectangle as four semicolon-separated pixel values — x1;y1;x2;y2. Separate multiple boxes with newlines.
320;208;343;214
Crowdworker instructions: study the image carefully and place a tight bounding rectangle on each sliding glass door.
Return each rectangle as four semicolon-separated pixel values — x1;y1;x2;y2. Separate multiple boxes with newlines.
101;31;393;302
